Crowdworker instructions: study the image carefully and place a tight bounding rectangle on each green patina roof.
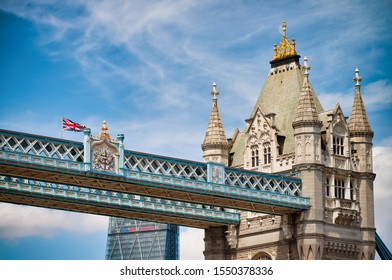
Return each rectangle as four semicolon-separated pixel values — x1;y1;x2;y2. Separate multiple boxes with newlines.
230;62;324;167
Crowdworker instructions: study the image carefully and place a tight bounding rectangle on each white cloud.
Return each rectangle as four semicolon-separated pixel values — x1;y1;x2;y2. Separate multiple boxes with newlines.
179;227;204;260
318;79;392;115
373;144;392;249
0;203;108;239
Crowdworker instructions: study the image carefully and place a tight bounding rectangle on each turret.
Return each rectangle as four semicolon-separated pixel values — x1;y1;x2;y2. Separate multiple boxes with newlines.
201;82;229;165
292;56;324;259
349;68;374;172
348;68;376;259
292;56;323;164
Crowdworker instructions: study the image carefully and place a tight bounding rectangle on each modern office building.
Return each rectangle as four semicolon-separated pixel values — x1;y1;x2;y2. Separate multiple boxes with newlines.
105;218;179;260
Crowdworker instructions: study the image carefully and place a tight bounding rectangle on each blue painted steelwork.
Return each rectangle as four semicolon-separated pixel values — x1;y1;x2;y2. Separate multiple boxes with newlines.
0;129;310;212
0;149;309;211
0;176;240;226
375;232;392;260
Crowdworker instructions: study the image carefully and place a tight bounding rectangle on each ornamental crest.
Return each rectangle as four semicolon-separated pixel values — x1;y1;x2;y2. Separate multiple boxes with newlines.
207;162;225;185
92;146;116;172
90;121;119;174
212;165;222;184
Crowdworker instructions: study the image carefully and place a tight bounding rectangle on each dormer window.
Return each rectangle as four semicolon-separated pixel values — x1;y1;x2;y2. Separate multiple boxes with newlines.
263;143;271;164
333;136;344;156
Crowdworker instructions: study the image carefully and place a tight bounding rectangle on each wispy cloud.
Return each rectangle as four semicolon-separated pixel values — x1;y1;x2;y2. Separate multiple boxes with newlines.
0;0;391;259
318;79;392;115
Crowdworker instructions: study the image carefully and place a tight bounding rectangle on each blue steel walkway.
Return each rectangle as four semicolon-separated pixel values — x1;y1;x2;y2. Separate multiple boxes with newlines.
0;128;310;227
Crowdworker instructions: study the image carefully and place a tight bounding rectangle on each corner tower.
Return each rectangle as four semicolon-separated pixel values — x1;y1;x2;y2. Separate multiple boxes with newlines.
292;57;324;259
221;22;376;260
348;68;376;259
202;82;229;165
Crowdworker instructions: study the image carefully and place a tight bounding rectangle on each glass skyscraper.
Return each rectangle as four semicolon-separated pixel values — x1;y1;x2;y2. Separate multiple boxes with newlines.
105;218;179;260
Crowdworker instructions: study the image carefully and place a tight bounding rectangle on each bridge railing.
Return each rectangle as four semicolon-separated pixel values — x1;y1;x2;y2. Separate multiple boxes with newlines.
0;129;84;161
0;129;304;199
225;167;302;196
124;151;207;182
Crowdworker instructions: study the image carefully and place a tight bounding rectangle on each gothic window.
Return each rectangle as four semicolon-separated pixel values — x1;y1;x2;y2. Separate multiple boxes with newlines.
334;178;345;199
263;143;271;164
325;177;330;197
333;136;344;155
251;146;259;167
252;252;272;260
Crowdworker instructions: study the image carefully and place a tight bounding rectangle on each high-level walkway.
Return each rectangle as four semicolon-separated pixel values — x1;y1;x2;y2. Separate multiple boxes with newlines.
0;128;309;228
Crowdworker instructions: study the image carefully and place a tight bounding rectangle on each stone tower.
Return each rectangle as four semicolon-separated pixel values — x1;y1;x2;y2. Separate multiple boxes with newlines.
202;22;376;260
201;82;231;259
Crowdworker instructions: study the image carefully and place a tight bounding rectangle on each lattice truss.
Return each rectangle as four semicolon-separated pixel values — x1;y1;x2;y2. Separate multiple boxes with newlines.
0;133;84;161
225;169;302;196
124;152;207;182
0;176;235;219
0;131;303;197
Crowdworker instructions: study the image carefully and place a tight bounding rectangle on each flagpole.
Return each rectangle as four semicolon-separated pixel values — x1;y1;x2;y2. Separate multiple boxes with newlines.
61;116;64;139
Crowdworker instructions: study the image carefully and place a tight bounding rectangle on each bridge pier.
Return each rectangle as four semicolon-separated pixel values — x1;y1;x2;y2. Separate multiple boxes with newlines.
203;226;229;260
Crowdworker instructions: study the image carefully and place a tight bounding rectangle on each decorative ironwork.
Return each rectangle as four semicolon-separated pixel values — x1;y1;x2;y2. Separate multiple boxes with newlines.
225;167;302;196
0;175;240;226
124;151;207;181
0;130;83;161
0;129;309;213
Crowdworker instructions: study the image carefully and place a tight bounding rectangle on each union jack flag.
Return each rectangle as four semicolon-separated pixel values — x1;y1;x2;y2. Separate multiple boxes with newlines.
62;117;86;132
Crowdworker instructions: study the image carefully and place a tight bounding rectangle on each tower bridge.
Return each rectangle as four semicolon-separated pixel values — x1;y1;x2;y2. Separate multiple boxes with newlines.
1;22;390;260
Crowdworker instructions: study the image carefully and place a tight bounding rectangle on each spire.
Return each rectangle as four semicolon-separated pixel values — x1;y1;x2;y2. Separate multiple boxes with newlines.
202;82;228;147
349;68;373;137
273;21;297;60
202;82;228;151
293;57;322;128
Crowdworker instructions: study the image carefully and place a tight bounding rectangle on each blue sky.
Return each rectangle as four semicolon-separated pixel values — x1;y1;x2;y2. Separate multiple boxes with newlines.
0;0;391;260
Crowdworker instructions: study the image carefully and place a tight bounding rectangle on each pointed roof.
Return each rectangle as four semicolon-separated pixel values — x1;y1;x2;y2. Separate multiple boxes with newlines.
230;22;324;163
349;68;373;137
202;82;228;150
248;56;323;154
293;57;322;127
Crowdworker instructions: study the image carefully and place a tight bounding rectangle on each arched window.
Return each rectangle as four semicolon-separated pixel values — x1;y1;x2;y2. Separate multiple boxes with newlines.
333;136;344;155
252;251;272;260
263;143;271;164
251;146;259;167
333;125;345;156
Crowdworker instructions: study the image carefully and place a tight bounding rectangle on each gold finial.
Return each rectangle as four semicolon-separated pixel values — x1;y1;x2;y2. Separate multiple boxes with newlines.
100;120;110;139
272;21;297;60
